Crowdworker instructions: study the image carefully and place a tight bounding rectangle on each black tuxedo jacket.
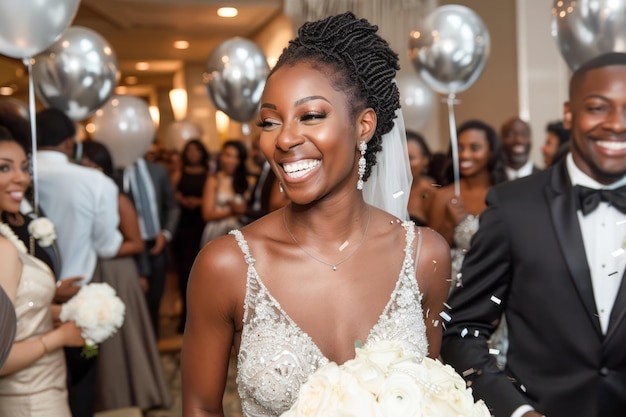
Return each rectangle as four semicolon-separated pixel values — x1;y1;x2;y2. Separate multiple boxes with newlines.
440;159;626;417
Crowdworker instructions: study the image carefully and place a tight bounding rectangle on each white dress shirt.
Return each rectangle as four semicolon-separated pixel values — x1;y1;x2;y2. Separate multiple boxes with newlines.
505;159;535;181
36;151;123;282
567;154;626;333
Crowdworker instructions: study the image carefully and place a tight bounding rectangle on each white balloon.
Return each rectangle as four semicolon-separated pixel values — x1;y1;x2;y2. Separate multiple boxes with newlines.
91;95;155;168
161;120;203;151
396;75;435;131
0;0;80;59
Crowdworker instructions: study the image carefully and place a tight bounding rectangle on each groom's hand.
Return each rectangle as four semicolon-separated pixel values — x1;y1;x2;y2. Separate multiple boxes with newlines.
149;232;167;255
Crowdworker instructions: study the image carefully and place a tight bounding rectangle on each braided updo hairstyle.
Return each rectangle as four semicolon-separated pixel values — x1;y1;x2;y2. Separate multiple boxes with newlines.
271;12;400;181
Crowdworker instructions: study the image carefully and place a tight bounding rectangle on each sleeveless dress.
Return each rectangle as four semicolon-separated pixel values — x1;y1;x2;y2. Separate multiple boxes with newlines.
231;222;429;417
94;256;172;412
0;251;71;417
200;174;242;246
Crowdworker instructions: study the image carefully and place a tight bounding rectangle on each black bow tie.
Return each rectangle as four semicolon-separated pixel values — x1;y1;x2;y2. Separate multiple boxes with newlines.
575;184;626;215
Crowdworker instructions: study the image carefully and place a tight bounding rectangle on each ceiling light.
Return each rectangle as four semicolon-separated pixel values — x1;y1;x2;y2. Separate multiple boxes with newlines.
217;7;238;17
0;86;14;95
173;40;189;50
135;62;150;71
125;76;138;85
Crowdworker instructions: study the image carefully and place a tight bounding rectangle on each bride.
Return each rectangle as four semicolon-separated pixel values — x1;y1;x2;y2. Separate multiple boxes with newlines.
181;12;450;417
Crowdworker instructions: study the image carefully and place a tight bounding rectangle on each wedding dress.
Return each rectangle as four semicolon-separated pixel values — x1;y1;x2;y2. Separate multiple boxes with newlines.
231;222;429;417
0;250;71;417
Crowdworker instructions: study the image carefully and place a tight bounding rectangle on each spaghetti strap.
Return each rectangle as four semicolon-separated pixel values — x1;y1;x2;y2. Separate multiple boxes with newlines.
229;229;256;266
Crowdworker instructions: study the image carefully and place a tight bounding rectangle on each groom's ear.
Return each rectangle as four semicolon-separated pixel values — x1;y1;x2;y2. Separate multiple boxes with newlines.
357;108;376;144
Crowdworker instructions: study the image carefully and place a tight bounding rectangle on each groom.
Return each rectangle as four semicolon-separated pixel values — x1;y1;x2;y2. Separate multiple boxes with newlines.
440;53;626;417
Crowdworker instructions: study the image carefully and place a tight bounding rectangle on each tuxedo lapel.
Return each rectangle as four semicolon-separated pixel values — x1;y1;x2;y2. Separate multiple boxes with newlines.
606;269;626;343
546;162;602;337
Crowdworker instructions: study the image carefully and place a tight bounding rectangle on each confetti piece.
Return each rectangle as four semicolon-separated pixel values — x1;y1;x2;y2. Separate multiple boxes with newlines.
461;328;468;338
608;271;618;277
338;241;349;251
473;330;480;337
392;190;404;199
611;248;625;257
462;368;476;377
432;320;440;328
489;348;500;355
490;295;501;305
618;219;626;225
439;311;451;322
443;302;451;309
520;384;527;392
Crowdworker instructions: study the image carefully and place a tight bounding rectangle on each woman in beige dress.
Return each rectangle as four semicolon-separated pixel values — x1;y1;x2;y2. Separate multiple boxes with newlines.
0;128;84;417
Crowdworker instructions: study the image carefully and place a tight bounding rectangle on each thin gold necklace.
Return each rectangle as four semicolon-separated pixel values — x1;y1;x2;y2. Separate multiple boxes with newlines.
282;206;371;271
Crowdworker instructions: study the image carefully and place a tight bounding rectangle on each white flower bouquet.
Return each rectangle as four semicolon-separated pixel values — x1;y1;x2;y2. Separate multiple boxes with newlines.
59;282;125;358
281;340;491;417
27;217;57;247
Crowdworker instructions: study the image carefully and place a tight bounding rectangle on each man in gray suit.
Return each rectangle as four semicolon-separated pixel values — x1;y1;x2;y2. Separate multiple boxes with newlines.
123;156;179;338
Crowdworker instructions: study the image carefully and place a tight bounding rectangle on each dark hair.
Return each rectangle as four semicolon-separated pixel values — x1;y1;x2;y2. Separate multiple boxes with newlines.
221;139;249;195
546;120;570;146
81;140;114;178
181;139;209;168
570;52;626;98
443;119;506;186
36;108;76;148
0;102;31;153
271;11;400;181
405;130;431;160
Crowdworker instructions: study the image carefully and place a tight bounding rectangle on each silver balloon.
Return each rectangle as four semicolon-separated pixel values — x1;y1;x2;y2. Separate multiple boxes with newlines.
396;75;435;131
205;37;269;123
162;120;203;151
91;95;155;169
32;26;119;121
0;0;80;59
0;97;29;122
552;0;626;70
408;5;490;95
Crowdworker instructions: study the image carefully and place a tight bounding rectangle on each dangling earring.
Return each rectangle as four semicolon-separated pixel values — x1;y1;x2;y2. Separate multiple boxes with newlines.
279;183;284;193
357;141;367;190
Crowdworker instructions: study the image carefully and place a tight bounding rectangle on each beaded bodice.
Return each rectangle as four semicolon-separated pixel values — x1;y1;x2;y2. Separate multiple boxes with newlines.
230;222;428;417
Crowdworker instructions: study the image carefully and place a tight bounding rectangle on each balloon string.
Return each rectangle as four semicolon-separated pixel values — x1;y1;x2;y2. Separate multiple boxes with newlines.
24;57;39;212
447;93;460;196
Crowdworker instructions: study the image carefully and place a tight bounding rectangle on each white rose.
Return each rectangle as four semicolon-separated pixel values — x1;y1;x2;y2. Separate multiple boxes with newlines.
284;362;380;417
28;217;56;247
423;357;467;391
342;356;386;394
377;370;426;417
356;340;407;371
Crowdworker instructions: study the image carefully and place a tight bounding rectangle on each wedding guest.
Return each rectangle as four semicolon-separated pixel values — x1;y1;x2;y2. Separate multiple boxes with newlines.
406;130;437;226
542;120;571;167
199;139;249;246
0;127;85;417
182;12;450;416
36;108;123;417
81;140;172;412
171;139;209;333
121;152;180;339
238;134;288;225
500;116;540;180
440;52;626;417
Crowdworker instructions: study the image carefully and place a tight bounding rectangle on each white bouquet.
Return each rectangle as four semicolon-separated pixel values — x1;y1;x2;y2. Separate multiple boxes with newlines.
281;340;491;417
59;282;125;358
27;217;57;247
